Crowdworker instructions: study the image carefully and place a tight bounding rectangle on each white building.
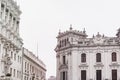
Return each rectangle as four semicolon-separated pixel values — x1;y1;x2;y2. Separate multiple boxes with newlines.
0;0;47;80
22;48;46;80
0;0;23;80
55;26;120;80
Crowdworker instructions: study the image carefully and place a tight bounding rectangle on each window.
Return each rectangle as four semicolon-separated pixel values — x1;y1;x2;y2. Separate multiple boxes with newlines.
60;41;61;48
60;71;67;80
62;40;64;47
112;52;117;62
5;48;7;54
5;9;8;22
20;57;22;63
81;70;86;80
24;76;26;80
1;4;4;19
9;13;12;25
11;52;13;59
27;63;29;71
10;68;12;76
32;66;34;73
14;54;16;61
63;56;66;64
112;69;117;80
63;72;65;80
18;56;19;62
67;38;69;42
13;17;16;26
96;70;102;80
25;62;27;70
1;4;4;10
17;70;19;78
81;53;86;63
96;53;101;62
16;21;19;32
30;65;31;72
14;69;15;77
19;71;21;78
27;77;28;80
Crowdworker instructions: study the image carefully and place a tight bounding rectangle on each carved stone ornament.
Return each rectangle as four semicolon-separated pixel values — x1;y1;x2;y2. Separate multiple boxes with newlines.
59;64;68;70
109;62;120;67
93;35;105;45
94;62;104;67
79;63;88;68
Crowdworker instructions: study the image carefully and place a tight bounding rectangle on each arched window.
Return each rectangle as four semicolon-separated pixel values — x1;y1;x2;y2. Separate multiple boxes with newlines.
112;52;117;62
96;53;101;62
81;53;86;63
59;41;61;47
63;56;66;64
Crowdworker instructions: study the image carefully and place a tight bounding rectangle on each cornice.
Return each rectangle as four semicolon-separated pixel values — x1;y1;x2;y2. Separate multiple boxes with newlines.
24;54;46;71
55;43;120;52
57;31;87;38
23;48;46;71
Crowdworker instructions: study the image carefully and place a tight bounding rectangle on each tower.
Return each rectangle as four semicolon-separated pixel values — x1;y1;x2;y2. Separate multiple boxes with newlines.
55;26;87;80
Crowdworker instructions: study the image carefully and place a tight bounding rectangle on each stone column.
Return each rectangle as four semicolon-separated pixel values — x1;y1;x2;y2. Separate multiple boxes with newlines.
72;50;78;80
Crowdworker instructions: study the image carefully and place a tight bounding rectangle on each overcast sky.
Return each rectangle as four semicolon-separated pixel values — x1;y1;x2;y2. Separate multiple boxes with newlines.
17;0;120;79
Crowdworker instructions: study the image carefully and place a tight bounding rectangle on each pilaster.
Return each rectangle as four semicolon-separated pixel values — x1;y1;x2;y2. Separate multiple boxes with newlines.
72;50;78;80
67;51;72;80
56;54;60;80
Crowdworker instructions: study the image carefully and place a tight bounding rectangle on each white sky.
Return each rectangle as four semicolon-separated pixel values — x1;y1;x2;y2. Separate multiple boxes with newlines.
17;0;120;79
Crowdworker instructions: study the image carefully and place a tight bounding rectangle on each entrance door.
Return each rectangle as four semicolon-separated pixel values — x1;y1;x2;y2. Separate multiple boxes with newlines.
81;70;86;80
112;69;117;80
96;70;102;80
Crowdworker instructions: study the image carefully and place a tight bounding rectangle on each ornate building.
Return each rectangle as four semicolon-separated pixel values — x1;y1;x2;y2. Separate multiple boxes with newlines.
22;48;46;80
0;0;23;80
55;26;120;80
0;0;47;80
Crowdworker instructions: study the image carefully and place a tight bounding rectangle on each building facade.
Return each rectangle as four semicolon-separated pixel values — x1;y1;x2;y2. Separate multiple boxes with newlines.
22;48;46;80
55;26;120;80
0;0;23;80
0;0;47;80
